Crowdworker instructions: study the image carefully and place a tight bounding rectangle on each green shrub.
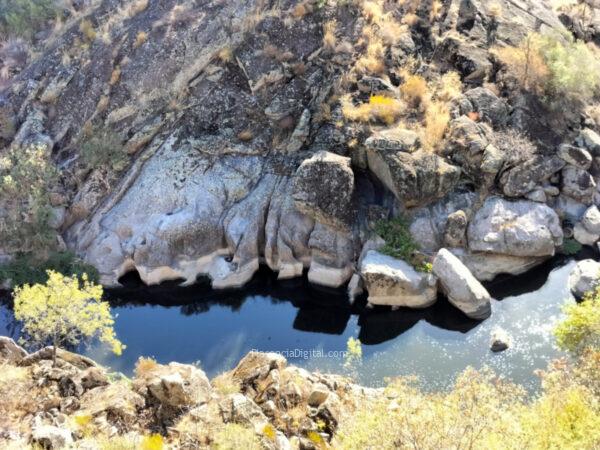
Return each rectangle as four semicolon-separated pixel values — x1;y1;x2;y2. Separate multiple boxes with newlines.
562;238;583;256
496;32;600;103
555;284;600;354
0;140;58;255
80;129;128;173
375;217;428;270
0;251;99;286
0;0;59;40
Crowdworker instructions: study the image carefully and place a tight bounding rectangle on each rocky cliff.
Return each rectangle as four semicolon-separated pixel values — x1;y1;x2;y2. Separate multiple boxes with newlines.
1;0;600;310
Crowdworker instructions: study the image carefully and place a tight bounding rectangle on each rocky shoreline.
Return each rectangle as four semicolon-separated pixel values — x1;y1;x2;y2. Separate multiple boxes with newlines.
0;337;377;450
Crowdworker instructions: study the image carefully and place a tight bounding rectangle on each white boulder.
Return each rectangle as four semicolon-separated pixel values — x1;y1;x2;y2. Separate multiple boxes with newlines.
468;197;563;257
360;250;437;308
569;259;600;299
432;249;492;320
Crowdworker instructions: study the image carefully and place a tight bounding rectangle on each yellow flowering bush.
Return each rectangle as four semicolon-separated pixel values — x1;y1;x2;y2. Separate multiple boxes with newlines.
13;270;123;365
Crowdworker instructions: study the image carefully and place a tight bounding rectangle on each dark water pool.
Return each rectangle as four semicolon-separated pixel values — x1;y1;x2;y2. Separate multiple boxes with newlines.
0;258;578;392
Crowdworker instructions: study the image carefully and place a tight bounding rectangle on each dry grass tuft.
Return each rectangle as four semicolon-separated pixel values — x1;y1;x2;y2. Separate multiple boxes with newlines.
323;21;337;51
133;31;147;49
342;94;404;125
400;74;429;107
422;101;450;152
135;357;159;378
356;39;386;75
218;46;233;63
127;0;149;17
79;19;96;42
109;66;121;86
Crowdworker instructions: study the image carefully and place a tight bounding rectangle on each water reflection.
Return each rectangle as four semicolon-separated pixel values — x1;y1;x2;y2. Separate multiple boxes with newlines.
0;258;579;392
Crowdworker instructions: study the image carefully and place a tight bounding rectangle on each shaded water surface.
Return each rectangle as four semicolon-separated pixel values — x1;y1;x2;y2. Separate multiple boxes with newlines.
0;258;578;391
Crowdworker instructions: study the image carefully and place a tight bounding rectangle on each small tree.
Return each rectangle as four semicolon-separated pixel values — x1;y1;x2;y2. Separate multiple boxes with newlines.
13;270;123;365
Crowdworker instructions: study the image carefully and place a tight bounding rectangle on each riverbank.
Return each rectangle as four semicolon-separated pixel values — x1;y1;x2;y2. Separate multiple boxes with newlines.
1;331;598;450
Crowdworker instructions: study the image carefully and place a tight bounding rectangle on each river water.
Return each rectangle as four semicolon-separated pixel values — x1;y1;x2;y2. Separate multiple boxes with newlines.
0;259;577;392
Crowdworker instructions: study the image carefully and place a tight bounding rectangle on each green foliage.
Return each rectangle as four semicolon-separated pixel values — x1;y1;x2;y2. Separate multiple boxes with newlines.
375;217;429;270
0;141;58;255
562;238;582;256
334;361;600;450
497;32;600;103
537;33;600;101
555;285;600;354
14;270;123;364
344;336;362;369
80;129;128;173
0;0;59;40
0;251;99;286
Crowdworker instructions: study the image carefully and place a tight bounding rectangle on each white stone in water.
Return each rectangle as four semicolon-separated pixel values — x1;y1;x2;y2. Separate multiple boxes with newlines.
569;259;600;299
490;328;511;352
360;250;437;308
432;249;492;320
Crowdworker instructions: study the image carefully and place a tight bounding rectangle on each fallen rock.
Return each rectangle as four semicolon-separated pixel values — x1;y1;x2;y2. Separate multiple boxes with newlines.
432;249;492;320
500;156;565;198
577;128;600;156
232;352;287;386
569;259;600;299
464;87;510;127
444;210;468;248
307;384;330;407
490;328;511;353
0;336;27;363
145;363;212;408
367;149;461;207
365;128;420;153
557;144;592;170
79;383;144;426
360;250;437;309
468;197;563;257
220;393;268;426
32;425;73;450
561;166;596;204
292;151;355;231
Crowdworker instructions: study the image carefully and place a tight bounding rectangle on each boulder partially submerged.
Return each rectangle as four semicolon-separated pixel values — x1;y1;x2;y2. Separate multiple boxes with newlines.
432;249;492;320
360;250;437;309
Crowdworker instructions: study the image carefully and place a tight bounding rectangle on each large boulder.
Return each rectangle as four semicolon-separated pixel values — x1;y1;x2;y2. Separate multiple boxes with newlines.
468;197;563;257
561;166;596;204
292;151;355;231
463;87;510;127
409;191;477;252
31;425;73;450
139;362;212;408
569;259;600;299
432;249;492;320
0;337;27;363
231;351;287;386
500;156;565;197
367;149;461;207
451;249;546;281
360;250;438;308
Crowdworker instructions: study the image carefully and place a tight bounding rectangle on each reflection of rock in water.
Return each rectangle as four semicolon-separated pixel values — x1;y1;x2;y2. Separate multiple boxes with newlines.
424;298;480;334
294;308;350;335
358;308;422;345
100;257;567;346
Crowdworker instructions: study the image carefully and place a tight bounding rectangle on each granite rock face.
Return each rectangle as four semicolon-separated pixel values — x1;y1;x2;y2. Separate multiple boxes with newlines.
367;149;461;208
468;197;563;257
